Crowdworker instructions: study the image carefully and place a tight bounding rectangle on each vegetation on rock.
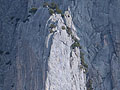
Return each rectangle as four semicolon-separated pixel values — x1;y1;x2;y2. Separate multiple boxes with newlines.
43;2;63;15
49;2;57;9
86;79;93;90
29;7;37;14
55;7;62;14
62;26;66;30
49;24;56;29
43;2;49;7
71;42;81;49
80;51;88;69
49;9;54;15
49;29;54;33
66;27;72;35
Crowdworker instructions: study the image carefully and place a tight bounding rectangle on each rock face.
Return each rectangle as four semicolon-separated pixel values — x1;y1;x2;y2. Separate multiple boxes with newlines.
45;12;86;90
0;0;120;90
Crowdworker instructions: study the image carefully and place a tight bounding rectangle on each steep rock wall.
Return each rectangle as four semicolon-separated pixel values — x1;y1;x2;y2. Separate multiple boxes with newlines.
45;11;86;90
0;0;120;90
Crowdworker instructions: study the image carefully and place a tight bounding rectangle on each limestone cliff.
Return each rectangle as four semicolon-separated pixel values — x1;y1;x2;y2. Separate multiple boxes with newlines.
45;10;86;90
0;0;120;90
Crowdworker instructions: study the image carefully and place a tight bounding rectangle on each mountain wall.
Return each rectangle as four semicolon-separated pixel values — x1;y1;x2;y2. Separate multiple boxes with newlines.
0;0;120;90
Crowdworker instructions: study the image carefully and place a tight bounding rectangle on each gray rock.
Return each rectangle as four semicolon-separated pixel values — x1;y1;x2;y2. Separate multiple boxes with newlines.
0;0;120;90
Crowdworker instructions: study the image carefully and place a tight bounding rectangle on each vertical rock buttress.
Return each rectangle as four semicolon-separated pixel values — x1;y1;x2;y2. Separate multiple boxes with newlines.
45;9;87;90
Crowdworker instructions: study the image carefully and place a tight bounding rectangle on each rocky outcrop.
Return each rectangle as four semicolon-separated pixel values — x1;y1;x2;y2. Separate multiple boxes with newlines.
45;10;86;90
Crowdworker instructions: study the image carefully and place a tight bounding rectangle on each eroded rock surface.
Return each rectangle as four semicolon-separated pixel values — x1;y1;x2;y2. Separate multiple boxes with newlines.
45;12;86;90
0;0;120;90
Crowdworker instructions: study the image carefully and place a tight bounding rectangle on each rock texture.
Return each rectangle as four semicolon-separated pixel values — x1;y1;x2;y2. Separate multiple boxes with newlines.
0;0;120;90
45;11;86;90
